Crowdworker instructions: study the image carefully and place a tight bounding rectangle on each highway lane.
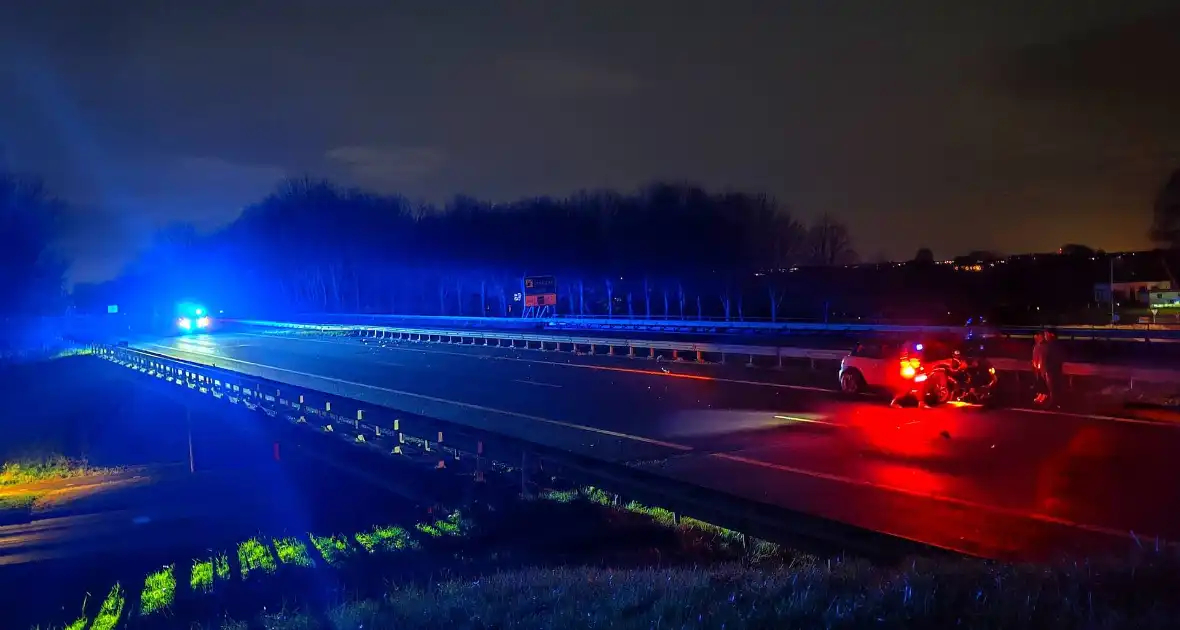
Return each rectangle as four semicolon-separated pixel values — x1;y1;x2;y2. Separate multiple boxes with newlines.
138;332;1180;560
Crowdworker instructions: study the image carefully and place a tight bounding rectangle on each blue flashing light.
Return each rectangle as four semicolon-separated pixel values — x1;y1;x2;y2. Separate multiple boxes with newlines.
178;317;192;330
914;343;924;351
196;316;211;329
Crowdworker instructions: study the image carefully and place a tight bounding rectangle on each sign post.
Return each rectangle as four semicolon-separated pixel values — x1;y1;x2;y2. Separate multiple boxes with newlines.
522;275;557;318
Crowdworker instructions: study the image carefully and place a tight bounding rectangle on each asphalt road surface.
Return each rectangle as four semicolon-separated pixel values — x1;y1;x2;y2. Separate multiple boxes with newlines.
132;332;1180;562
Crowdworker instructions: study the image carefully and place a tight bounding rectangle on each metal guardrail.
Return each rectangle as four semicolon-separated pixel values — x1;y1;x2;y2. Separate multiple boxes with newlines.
234;319;1180;385
267;312;1180;341
96;344;941;561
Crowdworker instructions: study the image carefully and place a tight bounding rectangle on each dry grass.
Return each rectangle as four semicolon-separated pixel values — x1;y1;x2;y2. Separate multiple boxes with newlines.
193;550;1180;630
0;455;115;486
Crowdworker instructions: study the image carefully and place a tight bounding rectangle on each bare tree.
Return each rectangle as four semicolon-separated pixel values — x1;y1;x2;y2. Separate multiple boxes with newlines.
1151;168;1180;249
768;285;786;322
642;276;652;318
0;170;66;314
806;214;857;266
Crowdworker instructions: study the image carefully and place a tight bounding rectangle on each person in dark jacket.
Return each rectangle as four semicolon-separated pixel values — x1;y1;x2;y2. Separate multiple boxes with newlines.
1041;329;1066;408
1031;331;1047;404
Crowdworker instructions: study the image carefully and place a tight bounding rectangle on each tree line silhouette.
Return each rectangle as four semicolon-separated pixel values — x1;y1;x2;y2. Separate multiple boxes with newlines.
74;177;860;321
8;161;1180;325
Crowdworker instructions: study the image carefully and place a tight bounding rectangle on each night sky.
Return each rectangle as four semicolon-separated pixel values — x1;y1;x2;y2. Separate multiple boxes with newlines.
2;1;1178;284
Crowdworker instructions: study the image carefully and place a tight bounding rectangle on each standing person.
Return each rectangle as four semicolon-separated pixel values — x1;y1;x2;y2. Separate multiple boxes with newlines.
1031;331;1047;404
1042;329;1066;408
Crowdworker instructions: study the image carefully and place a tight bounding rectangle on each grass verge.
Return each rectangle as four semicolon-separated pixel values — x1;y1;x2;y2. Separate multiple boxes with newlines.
29;485;1180;630
0;491;39;515
0;455;116;487
236;552;1180;630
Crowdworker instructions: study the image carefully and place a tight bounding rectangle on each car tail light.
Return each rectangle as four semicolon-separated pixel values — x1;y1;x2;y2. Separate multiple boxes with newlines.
900;357;921;379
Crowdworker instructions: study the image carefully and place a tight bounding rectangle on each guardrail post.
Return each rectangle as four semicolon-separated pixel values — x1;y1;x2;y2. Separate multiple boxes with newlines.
435;431;446;469
520;452;533;498
474;441;486;482
393;418;404;454
696;350;703;363
628;345;636;358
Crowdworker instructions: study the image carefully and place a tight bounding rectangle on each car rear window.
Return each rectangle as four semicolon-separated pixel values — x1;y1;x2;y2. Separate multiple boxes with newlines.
851;342;894;359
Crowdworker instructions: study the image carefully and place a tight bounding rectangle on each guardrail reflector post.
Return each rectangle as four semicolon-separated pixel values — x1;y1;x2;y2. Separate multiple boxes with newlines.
474;441;486;483
356;409;363;429
628;346;636;358
520;452;532;498
325;401;332;413
747;354;755;368
672;350;680;361
696;350;704;363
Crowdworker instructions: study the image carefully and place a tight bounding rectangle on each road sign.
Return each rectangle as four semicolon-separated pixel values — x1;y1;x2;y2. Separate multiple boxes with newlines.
524;294;557;307
523;275;556;295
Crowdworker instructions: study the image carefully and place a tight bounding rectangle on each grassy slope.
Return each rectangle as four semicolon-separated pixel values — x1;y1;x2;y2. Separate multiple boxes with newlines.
262;554;1180;630
30;493;1180;630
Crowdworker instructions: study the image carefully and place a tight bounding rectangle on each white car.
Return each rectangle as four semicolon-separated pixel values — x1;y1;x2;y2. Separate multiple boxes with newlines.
838;341;908;394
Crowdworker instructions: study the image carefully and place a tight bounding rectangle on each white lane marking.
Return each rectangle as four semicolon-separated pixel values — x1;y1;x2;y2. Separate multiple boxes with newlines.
1013;406;1173;427
237;332;1180;428
709;452;1162;544
139;342;691;451
773;414;838;427
513;379;562;388
137;340;1162;543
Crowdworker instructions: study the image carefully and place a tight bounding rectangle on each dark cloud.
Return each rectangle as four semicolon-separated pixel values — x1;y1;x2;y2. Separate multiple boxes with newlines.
1;0;1177;283
994;6;1180;128
326;146;446;191
496;54;642;96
